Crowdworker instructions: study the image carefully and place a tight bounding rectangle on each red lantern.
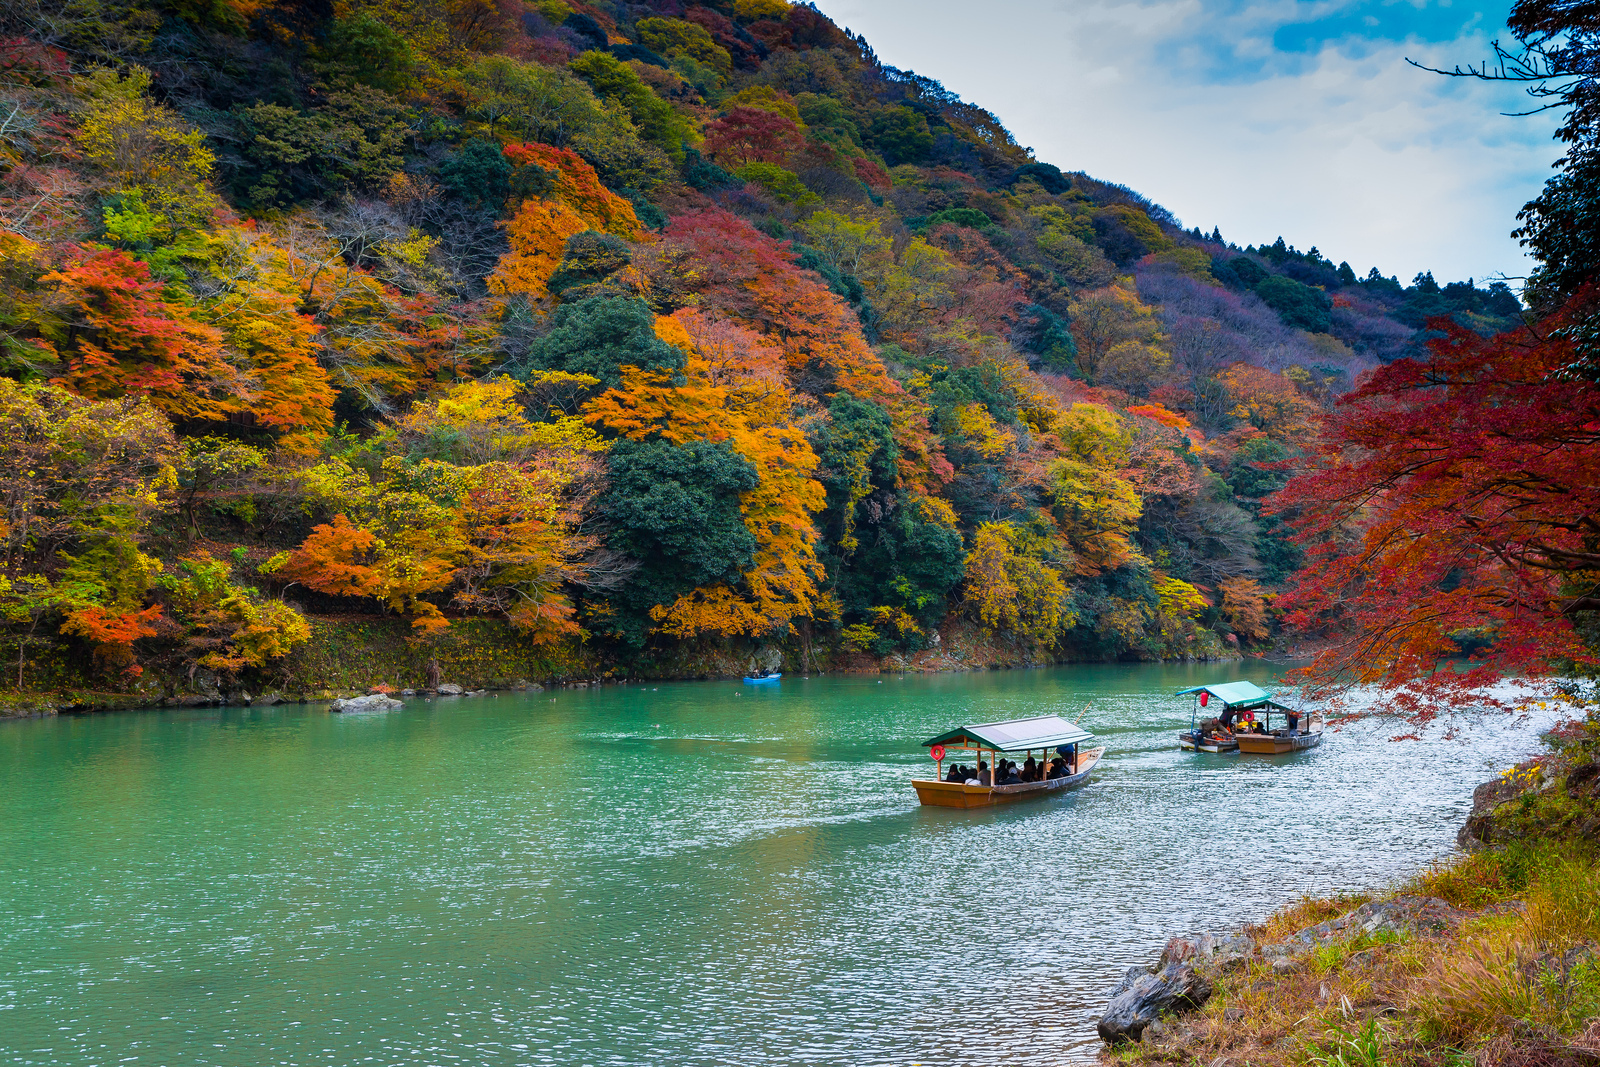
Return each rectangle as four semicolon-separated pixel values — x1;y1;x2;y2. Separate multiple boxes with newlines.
1199;691;1209;707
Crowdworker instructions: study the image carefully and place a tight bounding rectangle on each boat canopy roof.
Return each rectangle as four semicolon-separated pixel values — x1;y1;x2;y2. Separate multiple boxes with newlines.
922;714;1093;752
1176;681;1295;711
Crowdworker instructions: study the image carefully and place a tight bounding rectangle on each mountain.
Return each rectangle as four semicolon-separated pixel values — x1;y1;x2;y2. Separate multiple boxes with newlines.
0;0;1525;690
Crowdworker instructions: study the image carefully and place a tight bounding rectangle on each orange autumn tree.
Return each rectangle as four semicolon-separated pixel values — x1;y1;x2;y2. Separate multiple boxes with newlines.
43;245;240;419
275;379;607;640
658;208;951;489
490;144;642;301
277;514;386;598
1217;362;1320;440
583;314;827;637
203;226;337;442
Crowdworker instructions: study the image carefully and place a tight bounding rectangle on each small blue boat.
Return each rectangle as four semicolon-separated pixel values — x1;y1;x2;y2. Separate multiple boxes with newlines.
743;671;781;684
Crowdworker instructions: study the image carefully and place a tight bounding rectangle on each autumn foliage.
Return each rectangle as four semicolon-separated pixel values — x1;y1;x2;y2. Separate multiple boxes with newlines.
0;0;1541;691
1273;302;1600;709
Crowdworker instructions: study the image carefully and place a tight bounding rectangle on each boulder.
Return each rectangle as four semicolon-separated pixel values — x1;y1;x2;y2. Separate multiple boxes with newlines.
234;691;253;706
1098;959;1212;1045
1161;932;1254;971
436;683;464;696
329;693;403;713
254;691;285;706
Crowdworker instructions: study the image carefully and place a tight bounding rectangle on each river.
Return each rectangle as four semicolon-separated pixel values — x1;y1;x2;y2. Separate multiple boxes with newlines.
0;663;1546;1065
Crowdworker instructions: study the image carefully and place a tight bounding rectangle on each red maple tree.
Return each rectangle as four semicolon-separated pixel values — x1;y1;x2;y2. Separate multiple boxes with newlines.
1270;296;1600;716
702;106;804;166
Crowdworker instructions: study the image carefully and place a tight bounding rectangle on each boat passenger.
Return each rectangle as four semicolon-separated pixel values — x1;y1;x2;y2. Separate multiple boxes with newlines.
1046;757;1067;780
998;761;1020;785
1218;705;1237;732
1022;756;1037;781
945;763;965;783
976;761;991;786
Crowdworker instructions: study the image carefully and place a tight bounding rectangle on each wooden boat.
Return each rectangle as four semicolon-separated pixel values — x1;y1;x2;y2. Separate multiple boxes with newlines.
911;714;1103;808
1235;721;1324;754
743;671;781;684
1175;682;1321;756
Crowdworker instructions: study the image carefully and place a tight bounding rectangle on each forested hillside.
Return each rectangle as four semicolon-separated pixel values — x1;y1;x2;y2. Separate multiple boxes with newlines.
0;0;1527;691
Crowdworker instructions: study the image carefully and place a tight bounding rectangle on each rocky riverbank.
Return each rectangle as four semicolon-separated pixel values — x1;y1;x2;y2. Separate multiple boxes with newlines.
1095;714;1600;1066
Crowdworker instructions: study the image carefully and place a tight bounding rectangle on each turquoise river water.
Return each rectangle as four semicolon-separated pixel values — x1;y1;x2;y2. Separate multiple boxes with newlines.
0;663;1548;1066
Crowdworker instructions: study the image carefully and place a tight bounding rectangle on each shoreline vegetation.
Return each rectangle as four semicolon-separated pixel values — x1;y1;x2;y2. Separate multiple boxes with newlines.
0;615;1251;718
1097;708;1600;1067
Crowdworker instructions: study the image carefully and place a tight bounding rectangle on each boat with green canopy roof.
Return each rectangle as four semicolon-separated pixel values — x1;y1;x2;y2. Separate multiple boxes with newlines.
1176;681;1323;754
911;714;1104;807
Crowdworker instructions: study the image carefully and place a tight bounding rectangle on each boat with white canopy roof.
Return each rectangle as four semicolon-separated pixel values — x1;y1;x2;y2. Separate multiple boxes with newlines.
911;713;1104;807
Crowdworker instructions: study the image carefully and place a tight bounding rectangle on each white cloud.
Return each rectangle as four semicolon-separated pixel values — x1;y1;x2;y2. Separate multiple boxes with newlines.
815;0;1558;284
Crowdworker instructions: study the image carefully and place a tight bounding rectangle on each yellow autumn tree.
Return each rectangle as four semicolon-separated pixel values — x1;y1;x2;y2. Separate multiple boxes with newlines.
1068;281;1167;386
78;66;217;221
280;379;608;640
962;521;1070;644
1046;404;1143;573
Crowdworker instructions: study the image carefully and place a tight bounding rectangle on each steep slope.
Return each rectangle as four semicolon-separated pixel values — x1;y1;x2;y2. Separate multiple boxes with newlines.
0;0;1518;690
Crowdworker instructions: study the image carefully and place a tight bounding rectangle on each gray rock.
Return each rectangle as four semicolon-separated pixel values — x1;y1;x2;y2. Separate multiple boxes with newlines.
436;683;464;696
399;688;415;696
1287;896;1462;947
1109;965;1146;998
1157;932;1255;977
254;691;284;706
329;693;403;713
1097;960;1212;1045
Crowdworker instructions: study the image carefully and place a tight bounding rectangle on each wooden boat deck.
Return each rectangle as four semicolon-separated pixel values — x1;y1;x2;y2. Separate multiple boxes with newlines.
911;747;1105;808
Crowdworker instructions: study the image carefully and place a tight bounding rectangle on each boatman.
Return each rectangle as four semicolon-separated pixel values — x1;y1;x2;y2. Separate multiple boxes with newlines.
1218;703;1237;733
1286;708;1301;735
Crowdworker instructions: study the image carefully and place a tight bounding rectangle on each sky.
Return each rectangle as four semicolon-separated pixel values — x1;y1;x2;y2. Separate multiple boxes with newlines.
813;0;1560;287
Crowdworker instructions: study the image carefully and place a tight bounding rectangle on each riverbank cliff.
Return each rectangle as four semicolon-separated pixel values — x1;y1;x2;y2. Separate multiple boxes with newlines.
1095;711;1600;1066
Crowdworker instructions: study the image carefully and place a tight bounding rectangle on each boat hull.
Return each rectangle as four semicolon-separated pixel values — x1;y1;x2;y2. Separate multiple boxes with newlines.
912;748;1104;807
1235;726;1323;754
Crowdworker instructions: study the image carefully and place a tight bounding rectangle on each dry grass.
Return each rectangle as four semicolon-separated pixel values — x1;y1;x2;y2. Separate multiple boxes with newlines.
1107;843;1600;1067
